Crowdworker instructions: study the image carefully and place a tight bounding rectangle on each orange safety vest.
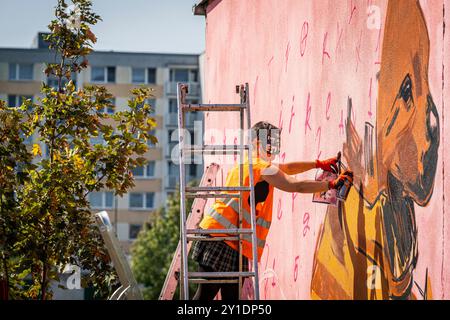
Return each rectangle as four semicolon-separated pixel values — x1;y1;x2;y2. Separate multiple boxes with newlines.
199;157;274;261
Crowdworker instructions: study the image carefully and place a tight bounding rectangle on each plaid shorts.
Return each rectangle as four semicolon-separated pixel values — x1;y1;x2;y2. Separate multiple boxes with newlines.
191;238;249;273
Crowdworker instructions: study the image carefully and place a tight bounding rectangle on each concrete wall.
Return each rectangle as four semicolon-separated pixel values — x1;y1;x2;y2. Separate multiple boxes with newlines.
201;0;449;299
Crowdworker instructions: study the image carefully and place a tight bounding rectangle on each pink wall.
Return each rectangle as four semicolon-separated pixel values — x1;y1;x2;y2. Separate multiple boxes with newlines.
201;0;449;299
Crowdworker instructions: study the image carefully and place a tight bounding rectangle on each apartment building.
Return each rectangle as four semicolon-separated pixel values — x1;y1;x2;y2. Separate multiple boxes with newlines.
0;33;203;256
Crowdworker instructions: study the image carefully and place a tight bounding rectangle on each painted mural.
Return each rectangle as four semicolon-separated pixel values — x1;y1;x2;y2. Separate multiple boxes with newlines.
201;0;448;299
311;0;440;300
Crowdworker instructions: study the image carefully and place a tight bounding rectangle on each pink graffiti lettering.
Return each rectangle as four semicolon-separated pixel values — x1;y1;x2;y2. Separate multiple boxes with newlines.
292;192;298;214
294;256;300;282
336;21;344;56
263;244;270;299
303;212;310;237
271;259;276;287
289;96;295;134
300;21;309;57
348;0;357;24
278;100;284;132
322;32;331;64
355;30;362;72
305;93;312;135
315;126;322;159
285;41;291;72
326;92;331;120
277;198;283;220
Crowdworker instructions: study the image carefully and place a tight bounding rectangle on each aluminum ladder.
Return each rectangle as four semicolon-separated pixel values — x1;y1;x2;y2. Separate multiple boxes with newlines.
159;163;220;300
176;82;260;300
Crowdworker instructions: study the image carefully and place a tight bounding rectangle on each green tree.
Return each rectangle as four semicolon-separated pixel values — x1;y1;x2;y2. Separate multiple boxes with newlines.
0;0;157;299
131;186;197;300
0;102;34;300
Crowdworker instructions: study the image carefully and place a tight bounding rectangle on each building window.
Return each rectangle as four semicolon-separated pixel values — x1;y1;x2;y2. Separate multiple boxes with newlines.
99;98;115;114
148;99;156;114
189;165;197;177
132;68;145;83
129;224;142;240
132;68;156;84
91;66;116;83
107;67;116;83
132;161;155;179
168;162;179;176
170;68;198;83
170;69;189;82
89;191;114;209
9;63;33;80
132;166;144;177
129;192;154;210
189;69;198;82
145;192;154;208
169;99;177;113
147;68;156;84
47;73;76;89
147;130;156;147
146;161;155;177
8;95;33;108
136;98;156;114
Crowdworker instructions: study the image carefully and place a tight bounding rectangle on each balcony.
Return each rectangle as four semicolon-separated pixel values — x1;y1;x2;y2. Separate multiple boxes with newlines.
165;81;201;97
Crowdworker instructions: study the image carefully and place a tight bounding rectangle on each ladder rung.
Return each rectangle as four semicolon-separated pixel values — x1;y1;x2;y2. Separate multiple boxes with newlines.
185;193;240;199
186;186;251;192
187;236;239;242
189;272;255;278
189;279;239;284
182;103;246;112
187;228;253;235
182;145;248;154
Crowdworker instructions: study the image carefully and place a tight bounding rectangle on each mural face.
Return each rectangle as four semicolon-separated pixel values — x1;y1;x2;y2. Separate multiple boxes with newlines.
311;0;440;300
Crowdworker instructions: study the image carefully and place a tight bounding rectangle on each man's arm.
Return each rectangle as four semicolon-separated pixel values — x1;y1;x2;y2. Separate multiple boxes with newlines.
272;161;316;175
261;165;329;193
272;155;340;175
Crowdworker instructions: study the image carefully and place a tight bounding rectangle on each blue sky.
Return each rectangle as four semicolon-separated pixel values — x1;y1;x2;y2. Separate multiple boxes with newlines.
0;0;205;54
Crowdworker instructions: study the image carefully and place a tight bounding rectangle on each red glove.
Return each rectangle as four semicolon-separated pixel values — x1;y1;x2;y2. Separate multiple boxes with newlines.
316;157;339;173
328;170;353;189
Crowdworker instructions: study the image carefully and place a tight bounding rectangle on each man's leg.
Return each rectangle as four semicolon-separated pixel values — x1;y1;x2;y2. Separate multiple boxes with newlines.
220;257;248;300
192;264;221;300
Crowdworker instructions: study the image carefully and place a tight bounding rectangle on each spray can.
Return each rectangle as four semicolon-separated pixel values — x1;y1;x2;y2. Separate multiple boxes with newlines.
336;176;352;201
336;152;352;201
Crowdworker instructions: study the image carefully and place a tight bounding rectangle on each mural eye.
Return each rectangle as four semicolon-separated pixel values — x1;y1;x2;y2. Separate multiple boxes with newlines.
399;74;413;106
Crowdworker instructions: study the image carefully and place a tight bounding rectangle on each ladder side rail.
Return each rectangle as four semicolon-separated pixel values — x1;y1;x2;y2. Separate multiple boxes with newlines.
238;85;245;298
245;82;260;300
177;83;190;300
